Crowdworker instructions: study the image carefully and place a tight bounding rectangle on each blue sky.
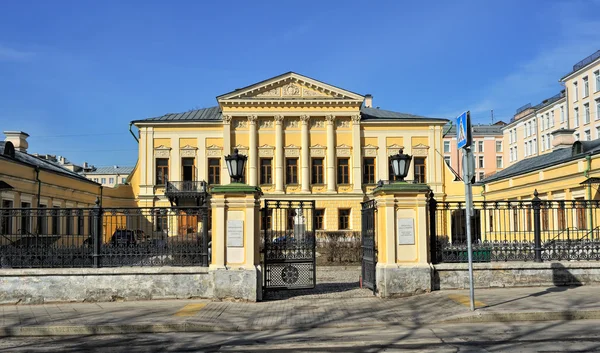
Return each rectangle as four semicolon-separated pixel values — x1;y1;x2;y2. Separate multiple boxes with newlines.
1;0;599;167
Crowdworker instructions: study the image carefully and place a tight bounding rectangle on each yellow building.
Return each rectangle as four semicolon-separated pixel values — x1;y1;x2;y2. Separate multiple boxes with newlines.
130;72;465;231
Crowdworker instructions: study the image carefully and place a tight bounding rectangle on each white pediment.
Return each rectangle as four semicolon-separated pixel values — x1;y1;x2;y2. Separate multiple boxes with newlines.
387;144;404;149
412;143;430;149
233;144;249;156
180;144;198;150
154;145;171;150
217;72;364;101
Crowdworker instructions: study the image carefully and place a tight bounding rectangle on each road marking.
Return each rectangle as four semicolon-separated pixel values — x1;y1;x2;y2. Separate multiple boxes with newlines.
174;303;207;317
447;294;485;308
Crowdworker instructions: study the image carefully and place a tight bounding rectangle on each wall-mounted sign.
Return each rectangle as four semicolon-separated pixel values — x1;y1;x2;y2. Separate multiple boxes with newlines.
397;218;415;245
227;220;244;247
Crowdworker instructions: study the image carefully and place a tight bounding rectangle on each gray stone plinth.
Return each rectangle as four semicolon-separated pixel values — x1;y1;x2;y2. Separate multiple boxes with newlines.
212;266;262;302
376;263;432;298
434;262;600;290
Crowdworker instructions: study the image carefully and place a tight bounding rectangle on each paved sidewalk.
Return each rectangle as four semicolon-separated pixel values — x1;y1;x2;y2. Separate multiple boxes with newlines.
1;285;600;336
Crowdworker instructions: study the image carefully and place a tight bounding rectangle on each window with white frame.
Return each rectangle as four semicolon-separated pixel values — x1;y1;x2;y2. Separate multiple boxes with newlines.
444;156;451;165
596;126;600;139
478;141;483;152
514;146;518;160
496;141;502;152
573;81;579;101
496;156;503;168
585;129;591;141
509;147;513;162
547;134;551;149
596;98;600;121
533;118;537;133
478;172;485;181
574;107;580;127
443;141;450;153
585;103;590;124
478;156;484;168
541;136;546;151
596;71;600;92
546;114;550;130
533;138;537;154
583;76;589;97
561;106;565;123
551;111;555;127
541;116;545;131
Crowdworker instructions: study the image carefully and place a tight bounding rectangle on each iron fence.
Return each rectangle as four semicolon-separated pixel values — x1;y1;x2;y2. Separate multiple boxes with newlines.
429;191;600;263
0;203;210;268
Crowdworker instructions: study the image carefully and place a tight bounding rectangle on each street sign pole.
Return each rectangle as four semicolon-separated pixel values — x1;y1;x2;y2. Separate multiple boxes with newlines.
456;111;475;311
462;148;475;311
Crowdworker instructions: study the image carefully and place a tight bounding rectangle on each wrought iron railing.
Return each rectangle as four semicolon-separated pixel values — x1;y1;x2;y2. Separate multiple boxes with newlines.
0;204;210;268
165;181;208;194
429;192;600;263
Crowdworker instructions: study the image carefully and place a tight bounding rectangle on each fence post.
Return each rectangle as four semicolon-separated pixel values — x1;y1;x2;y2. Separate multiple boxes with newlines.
428;190;438;264
201;206;209;267
92;197;103;268
532;189;542;263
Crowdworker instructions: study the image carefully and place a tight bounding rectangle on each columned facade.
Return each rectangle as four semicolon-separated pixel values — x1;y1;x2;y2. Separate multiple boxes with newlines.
300;114;310;193
274;115;284;193
326;115;336;192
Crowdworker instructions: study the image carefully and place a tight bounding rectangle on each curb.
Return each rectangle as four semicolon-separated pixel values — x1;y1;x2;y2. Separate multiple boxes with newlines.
438;310;600;324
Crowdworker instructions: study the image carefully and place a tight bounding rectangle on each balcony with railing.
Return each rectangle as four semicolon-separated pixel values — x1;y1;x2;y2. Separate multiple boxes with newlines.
165;181;208;206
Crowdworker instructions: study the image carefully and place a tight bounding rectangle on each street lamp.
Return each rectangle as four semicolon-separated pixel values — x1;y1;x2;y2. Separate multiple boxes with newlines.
389;148;412;182
224;148;247;183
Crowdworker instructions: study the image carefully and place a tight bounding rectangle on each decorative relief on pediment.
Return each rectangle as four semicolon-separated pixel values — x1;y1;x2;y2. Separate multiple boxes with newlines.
286;119;299;128
206;145;223;157
154;145;171;158
234;119;247;129
336;119;350;128
311;118;325;128
232;145;248;156
256;87;281;97
284;144;300;157
336;144;352;157
259;119;273;129
363;144;378;157
310;144;326;157
302;88;328;97
412;143;430;156
282;83;301;96
180;145;198;158
387;144;404;156
258;144;274;158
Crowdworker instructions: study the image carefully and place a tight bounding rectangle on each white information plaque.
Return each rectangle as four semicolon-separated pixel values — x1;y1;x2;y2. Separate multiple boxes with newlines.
227;220;244;247
397;218;415;245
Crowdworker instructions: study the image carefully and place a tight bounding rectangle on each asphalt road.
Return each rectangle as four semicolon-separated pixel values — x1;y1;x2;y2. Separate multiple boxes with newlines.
2;320;600;352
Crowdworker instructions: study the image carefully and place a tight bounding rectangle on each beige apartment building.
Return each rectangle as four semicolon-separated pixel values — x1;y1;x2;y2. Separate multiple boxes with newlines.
443;123;505;181
561;50;600;142
82;166;134;188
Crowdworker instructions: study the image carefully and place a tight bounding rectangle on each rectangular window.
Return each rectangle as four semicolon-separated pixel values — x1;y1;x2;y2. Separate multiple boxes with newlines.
596;126;600;139
260;158;273;185
52;206;60;235
262;209;272;231
93;178;98;182
156;158;169;184
585;129;591;141
478;172;484;181
496;156;502;168
100;178;106;184
576;199;587;229
315;209;325;230
208;158;221;185
561;106;565;123
363;157;376;184
338;209;350;230
583;76;589;97
1;200;13;235
337;158;350;184
444;156;451;165
596;99;600;121
181;157;195;181
573;81;578;101
38;204;48;234
478;141;483;152
551;111;555;127
546;114;550;130
20;202;31;234
414;157;426;183
496;141;502;152
533;138;537;154
121;178;126;184
285;158;298;184
109;177;114;184
585;103;590;124
557;204;566;230
547;134;551;149
311;158;324;184
596;70;600;92
509;148;513;162
574;107;579;127
541;136;546;151
156;211;168;232
443;141;450;153
541;116;545;131
478;156;484;168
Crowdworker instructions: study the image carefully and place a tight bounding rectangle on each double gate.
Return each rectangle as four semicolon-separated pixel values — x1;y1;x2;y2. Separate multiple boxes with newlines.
262;200;316;291
361;199;377;294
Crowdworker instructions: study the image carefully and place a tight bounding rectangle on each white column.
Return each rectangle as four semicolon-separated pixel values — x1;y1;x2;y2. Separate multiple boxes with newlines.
326;114;336;192
300;114;311;193
274;115;284;193
351;114;363;193
222;115;232;184
248;115;258;186
172;137;181;182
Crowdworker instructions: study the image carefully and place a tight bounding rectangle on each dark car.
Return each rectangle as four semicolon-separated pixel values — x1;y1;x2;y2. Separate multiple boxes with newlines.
109;230;139;247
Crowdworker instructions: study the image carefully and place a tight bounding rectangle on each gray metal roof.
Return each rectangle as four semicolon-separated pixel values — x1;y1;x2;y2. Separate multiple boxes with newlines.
84;166;134;175
0;142;99;184
360;107;447;122
482;139;600;183
133;106;222;123
444;123;505;136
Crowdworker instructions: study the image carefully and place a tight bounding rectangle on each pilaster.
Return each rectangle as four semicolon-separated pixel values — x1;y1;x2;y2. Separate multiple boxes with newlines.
326;115;336;193
274;115;284;193
351;114;362;192
248;115;258;187
222;115;232;185
300;114;311;193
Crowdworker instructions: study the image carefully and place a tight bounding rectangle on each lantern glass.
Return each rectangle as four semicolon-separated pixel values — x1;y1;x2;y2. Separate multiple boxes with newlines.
390;149;412;182
225;149;247;183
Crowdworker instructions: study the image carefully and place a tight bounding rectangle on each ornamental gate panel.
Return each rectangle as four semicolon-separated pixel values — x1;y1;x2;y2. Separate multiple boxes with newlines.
361;199;377;294
262;200;316;291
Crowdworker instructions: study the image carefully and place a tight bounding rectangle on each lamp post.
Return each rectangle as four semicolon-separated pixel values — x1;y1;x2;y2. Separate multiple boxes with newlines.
389;149;412;182
224;148;248;183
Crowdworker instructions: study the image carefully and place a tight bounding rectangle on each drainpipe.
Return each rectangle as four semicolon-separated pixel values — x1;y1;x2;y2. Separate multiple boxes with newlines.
129;122;139;143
